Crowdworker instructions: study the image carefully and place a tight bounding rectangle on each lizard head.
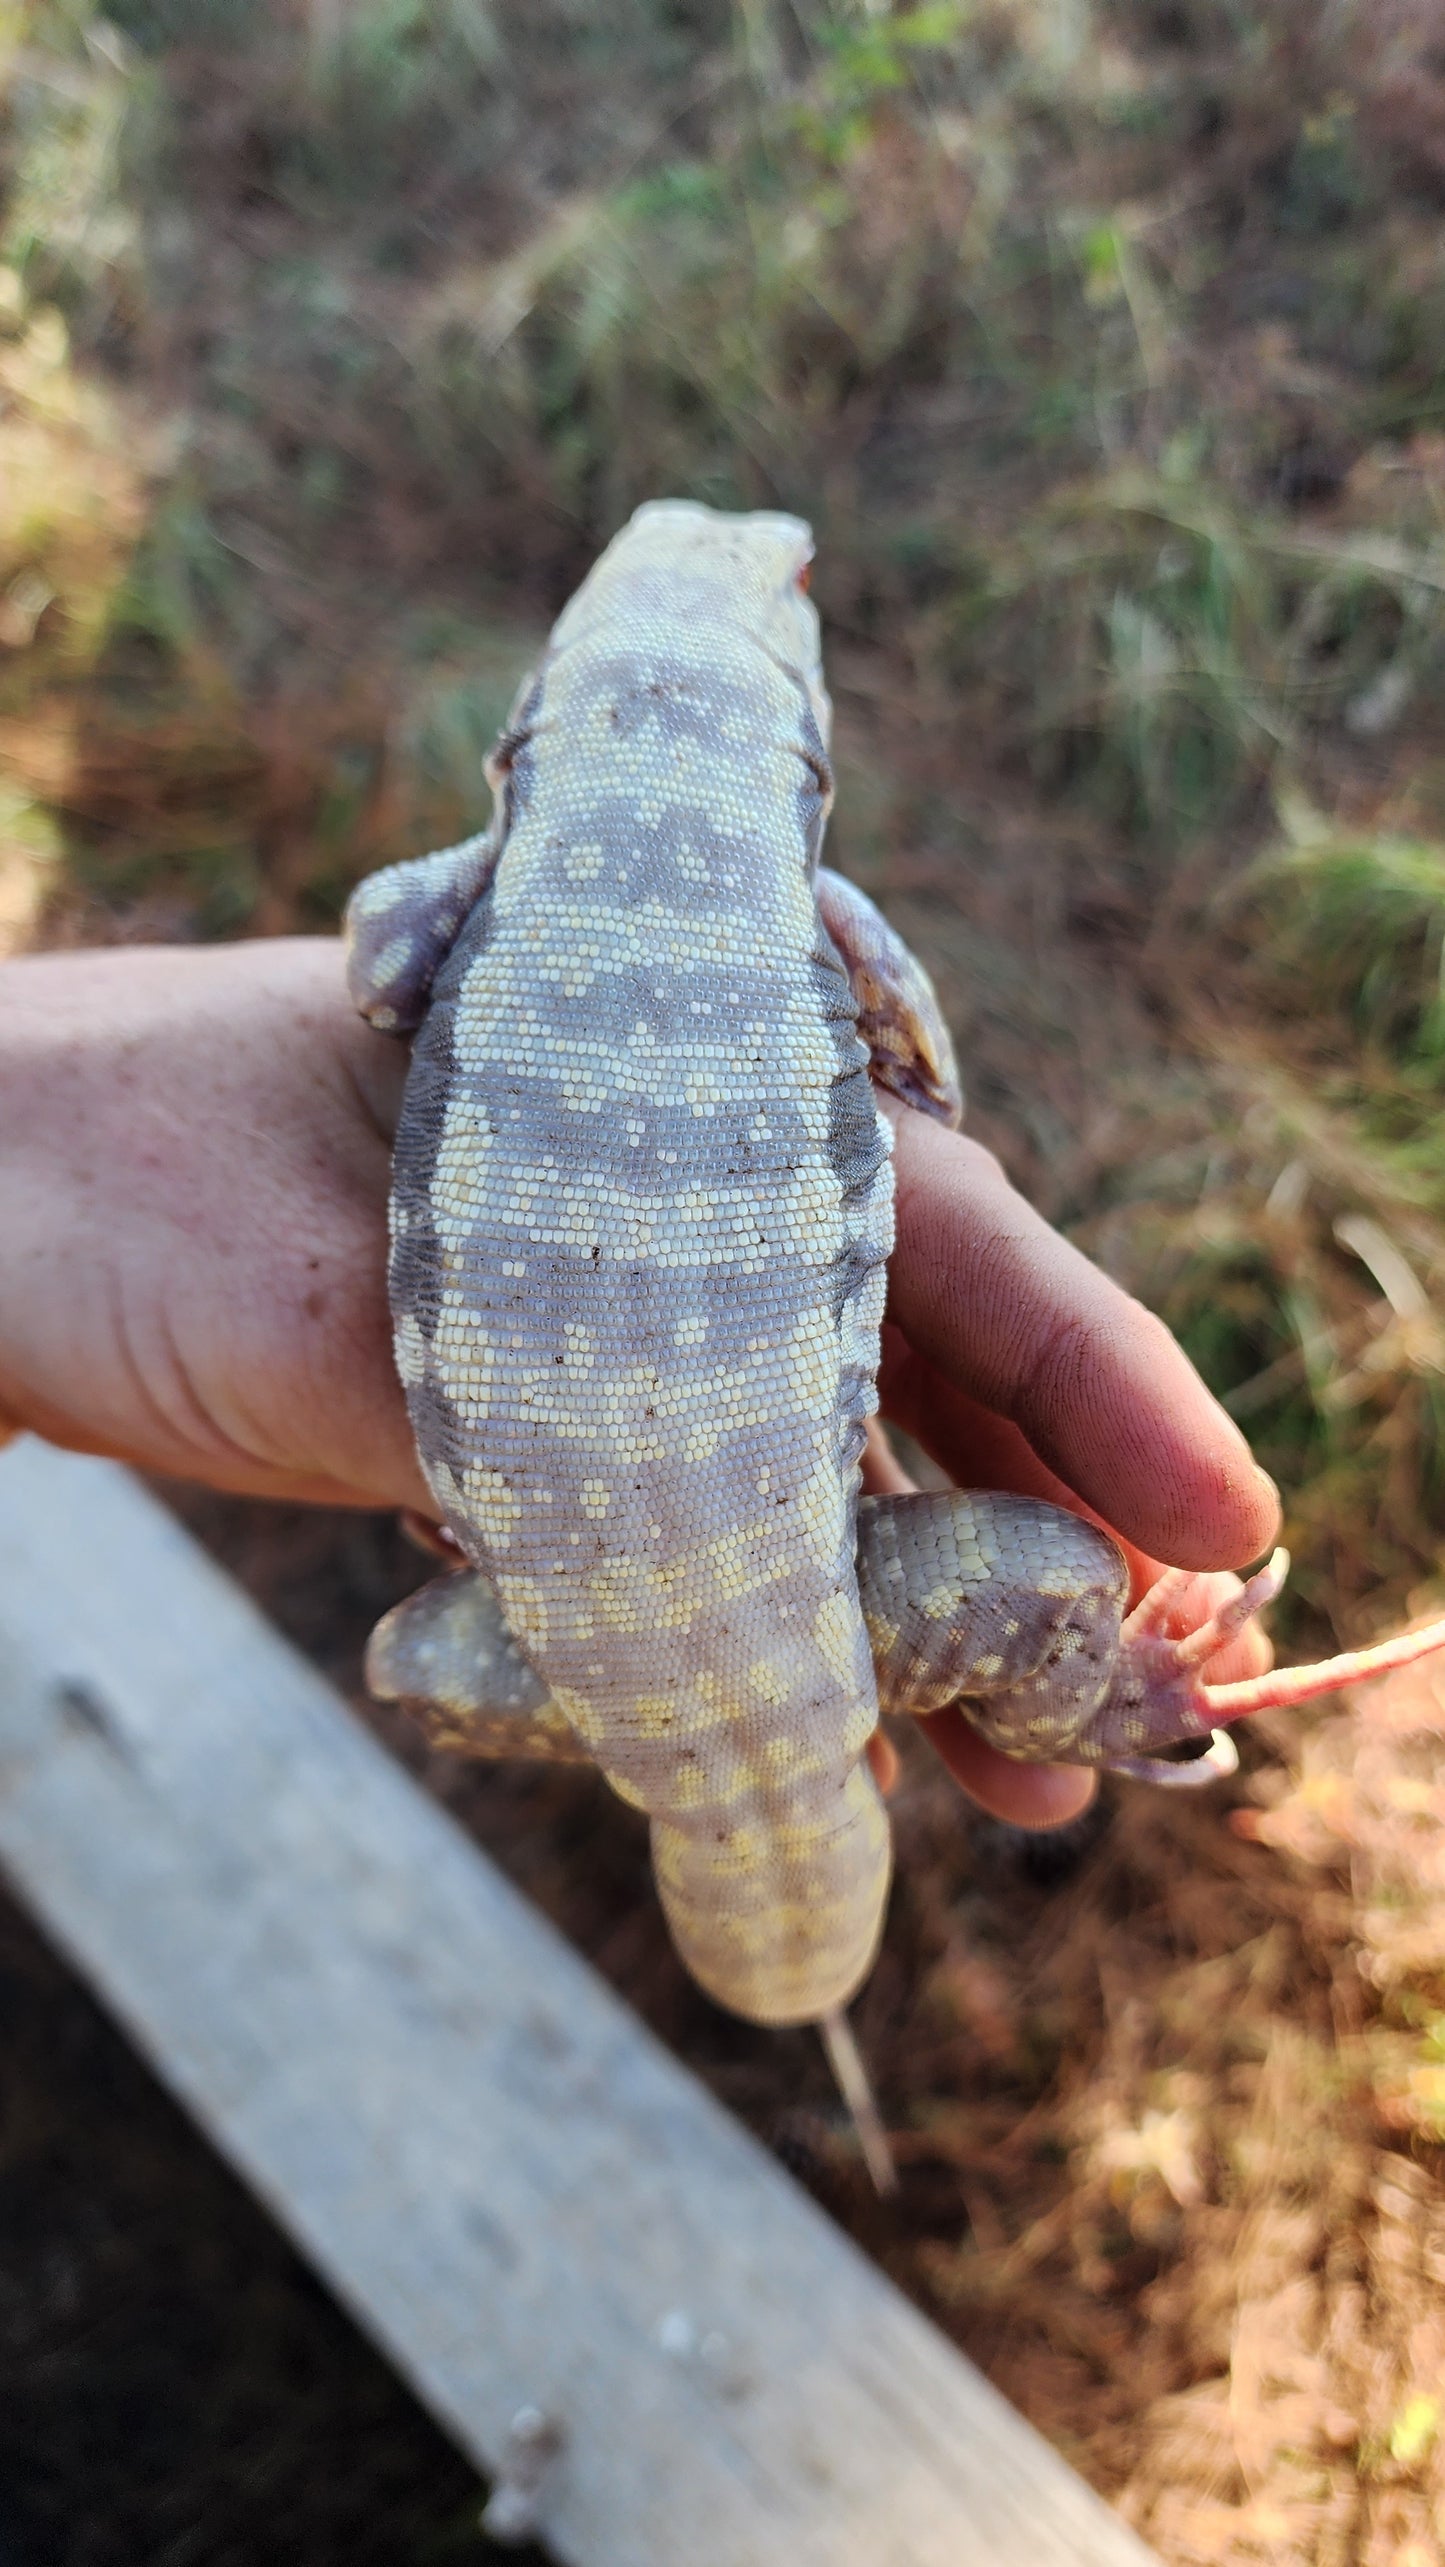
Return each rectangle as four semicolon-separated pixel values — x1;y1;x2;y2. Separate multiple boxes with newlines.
584;499;828;738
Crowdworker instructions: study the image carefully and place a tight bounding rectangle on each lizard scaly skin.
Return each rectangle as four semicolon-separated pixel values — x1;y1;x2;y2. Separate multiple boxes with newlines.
346;500;1445;2031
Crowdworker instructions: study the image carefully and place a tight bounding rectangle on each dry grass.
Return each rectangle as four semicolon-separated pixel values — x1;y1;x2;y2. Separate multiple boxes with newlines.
5;0;1445;2557
879;1665;1445;2564
187;1486;1445;2567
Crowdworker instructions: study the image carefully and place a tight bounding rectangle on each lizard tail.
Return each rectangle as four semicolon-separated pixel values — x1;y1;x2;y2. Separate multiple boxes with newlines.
818;2006;898;2197
650;1762;891;2029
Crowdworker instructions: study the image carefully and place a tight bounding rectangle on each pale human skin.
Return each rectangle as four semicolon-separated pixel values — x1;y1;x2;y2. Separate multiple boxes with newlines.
0;939;1280;1827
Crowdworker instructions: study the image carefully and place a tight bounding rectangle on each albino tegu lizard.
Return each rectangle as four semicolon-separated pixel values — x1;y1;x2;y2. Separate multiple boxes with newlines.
345;499;1445;2030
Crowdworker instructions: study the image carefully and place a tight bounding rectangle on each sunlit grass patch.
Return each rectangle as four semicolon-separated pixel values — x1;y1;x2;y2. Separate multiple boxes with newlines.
0;275;147;946
0;291;143;695
1069;810;1445;1639
967;466;1445;831
1244;803;1445;1067
13;0;1445;922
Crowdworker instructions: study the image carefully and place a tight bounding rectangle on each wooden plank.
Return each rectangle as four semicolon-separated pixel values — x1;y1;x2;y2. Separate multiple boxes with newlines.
0;1439;1156;2567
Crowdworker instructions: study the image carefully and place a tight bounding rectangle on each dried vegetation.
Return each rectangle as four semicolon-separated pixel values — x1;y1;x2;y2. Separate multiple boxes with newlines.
5;0;1445;2558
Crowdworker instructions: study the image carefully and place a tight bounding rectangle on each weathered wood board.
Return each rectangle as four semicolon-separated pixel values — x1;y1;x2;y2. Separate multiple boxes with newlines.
0;1438;1157;2567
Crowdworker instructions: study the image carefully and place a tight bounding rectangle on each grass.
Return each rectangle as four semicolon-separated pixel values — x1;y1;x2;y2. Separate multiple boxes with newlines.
5;0;1445;2558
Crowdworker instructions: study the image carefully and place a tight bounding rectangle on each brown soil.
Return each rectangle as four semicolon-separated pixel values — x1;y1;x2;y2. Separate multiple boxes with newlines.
147;1049;1445;2567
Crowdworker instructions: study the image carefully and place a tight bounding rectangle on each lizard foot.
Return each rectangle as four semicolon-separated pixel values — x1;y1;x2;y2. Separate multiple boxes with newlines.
1102;1549;1445;1785
366;1567;589;1763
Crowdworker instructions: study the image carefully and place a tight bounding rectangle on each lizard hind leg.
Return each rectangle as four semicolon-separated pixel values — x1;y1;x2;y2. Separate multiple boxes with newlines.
815;867;964;1127
855;1488;1131;1757
857;1492;1289;1786
344;830;499;1034
365;1568;589;1763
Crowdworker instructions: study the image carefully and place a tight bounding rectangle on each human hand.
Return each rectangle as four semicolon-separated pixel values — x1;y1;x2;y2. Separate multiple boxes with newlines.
0;938;1279;1828
862;1101;1279;1823
0;939;422;1512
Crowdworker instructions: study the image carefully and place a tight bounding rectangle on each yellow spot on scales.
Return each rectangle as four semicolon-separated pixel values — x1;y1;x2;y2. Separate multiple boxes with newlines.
761;1734;828;1778
393;1312;427;1388
814;1590;862;1690
582;1516;799;1633
626;1695;678;1739
371;932;415;988
430;1293;500;1427
550;1684;602;1746
660;1764;709;1811
459;1459;520;1550
495;1570;549;1654
795;1454;850;1574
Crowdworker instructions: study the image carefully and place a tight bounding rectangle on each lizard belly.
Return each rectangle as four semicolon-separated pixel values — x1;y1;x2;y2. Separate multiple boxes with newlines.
389;721;894;2019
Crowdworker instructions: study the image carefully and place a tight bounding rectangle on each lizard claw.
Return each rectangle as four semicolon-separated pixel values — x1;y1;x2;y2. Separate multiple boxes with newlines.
1201;1598;1445;1719
1097;1546;1445;1777
1121;1547;1290;1672
1107;1727;1240;1789
1114;1563;1197;1643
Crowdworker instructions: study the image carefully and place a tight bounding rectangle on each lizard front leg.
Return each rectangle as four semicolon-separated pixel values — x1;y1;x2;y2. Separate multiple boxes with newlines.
344;830;499;1033
815;866;963;1126
366;1567;589;1763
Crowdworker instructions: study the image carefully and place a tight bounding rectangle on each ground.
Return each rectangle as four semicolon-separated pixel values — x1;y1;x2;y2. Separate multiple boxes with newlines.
2;4;1445;2560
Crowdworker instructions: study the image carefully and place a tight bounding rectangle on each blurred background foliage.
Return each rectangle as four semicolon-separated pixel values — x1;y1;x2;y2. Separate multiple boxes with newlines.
8;0;1445;1627
5;3;1445;2560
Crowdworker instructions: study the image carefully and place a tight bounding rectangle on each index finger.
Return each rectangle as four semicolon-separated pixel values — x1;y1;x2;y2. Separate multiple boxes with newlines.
883;1104;1281;1573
